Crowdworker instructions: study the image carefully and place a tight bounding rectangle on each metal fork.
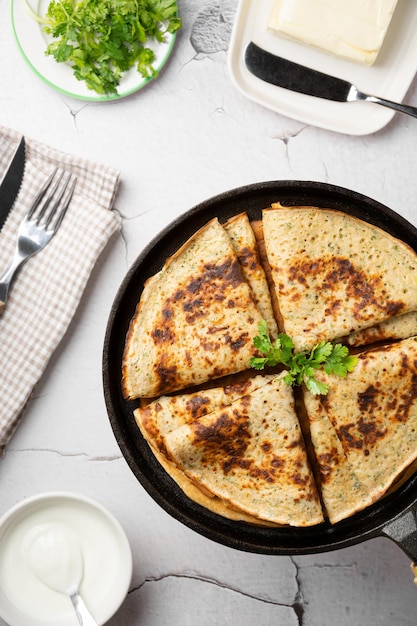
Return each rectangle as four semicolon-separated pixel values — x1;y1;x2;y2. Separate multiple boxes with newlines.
0;169;77;312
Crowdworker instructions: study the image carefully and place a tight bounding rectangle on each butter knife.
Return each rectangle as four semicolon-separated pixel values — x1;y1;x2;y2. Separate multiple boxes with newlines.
245;42;417;119
0;137;26;233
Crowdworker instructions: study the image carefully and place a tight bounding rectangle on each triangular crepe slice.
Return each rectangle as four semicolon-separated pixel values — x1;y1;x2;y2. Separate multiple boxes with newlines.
143;445;278;524
164;375;324;527
122;218;264;399
224;213;278;338
303;390;377;524
346;311;417;347
135;374;276;457
134;374;279;525
262;205;417;351
305;337;417;502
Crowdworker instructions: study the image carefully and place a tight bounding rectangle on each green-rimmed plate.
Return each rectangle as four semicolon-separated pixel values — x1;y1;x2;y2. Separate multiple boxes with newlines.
11;0;178;102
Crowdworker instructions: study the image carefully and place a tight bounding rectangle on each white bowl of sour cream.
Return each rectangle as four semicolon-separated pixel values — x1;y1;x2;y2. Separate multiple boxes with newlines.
0;492;132;626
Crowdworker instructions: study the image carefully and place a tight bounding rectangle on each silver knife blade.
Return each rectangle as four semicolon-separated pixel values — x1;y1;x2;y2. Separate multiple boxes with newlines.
0;137;26;233
244;42;417;119
244;42;351;101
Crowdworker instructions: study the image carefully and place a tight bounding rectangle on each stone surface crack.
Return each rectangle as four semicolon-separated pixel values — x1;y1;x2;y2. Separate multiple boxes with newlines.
117;208;152;221
7;448;122;461
112;206;128;263
296;561;358;572
110;206;152;266
131;572;299;613
273;126;309;170
273;126;308;145
289;557;305;625
60;99;90;127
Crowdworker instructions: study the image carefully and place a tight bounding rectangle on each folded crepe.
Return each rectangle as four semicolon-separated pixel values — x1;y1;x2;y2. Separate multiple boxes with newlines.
135;374;276;457
122;218;264;399
164;374;324;526
224;213;278;338
303;390;378;524
304;337;417;508
135;374;279;524
346;311;417;347
262;205;417;351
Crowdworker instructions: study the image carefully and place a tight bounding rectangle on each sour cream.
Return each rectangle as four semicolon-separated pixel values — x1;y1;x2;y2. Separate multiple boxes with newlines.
25;522;84;595
0;493;132;626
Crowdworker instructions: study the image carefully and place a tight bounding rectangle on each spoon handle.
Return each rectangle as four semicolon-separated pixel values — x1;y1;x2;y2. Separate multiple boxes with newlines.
69;591;98;626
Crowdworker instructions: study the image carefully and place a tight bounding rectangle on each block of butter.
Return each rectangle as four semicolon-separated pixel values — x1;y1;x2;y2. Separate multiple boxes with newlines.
268;0;398;65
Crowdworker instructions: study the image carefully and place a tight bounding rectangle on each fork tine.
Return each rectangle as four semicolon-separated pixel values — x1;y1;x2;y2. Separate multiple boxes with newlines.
26;168;60;220
40;173;72;230
35;170;66;225
45;176;77;231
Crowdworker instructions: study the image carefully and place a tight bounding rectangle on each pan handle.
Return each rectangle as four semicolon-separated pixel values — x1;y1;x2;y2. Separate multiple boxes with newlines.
381;508;417;583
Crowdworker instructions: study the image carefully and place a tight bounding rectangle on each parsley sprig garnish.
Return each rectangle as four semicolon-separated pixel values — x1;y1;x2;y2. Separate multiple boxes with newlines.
36;0;181;95
250;320;358;395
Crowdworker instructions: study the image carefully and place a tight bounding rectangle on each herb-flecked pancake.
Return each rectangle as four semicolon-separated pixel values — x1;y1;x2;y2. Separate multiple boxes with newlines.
262;205;417;351
122;218;264;399
164;374;324;526
346;311;417;347
303;337;417;503
224;213;278;338
134;374;276;457
303;390;378;524
134;374;281;525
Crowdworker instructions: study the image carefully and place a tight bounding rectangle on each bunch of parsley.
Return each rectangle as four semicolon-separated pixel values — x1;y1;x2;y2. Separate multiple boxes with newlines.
250;320;358;395
42;0;181;95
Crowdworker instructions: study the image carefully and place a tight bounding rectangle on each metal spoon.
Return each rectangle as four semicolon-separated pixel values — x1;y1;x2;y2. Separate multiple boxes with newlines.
27;523;98;626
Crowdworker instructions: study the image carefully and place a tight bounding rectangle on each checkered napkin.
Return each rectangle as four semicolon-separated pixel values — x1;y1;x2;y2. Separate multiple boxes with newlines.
0;126;121;452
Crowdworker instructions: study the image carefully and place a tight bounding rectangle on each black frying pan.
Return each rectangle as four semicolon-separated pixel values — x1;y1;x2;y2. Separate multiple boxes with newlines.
102;181;417;560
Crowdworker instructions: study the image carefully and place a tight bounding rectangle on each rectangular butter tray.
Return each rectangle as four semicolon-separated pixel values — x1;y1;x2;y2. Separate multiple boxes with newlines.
227;0;417;135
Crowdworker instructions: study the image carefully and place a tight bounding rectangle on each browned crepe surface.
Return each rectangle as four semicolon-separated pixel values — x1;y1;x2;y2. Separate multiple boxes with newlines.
262;205;417;351
122;218;264;399
164;375;324;526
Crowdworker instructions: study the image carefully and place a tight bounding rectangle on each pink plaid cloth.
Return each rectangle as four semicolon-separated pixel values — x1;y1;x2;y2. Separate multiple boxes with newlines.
0;126;121;451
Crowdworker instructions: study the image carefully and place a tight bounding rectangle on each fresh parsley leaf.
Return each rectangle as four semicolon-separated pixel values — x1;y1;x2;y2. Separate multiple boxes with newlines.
249;321;358;395
323;343;358;377
309;341;333;363
250;356;270;371
305;376;329;396
253;320;276;356
35;0;182;95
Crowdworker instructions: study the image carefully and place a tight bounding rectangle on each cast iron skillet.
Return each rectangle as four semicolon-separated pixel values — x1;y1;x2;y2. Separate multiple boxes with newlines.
103;181;417;560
